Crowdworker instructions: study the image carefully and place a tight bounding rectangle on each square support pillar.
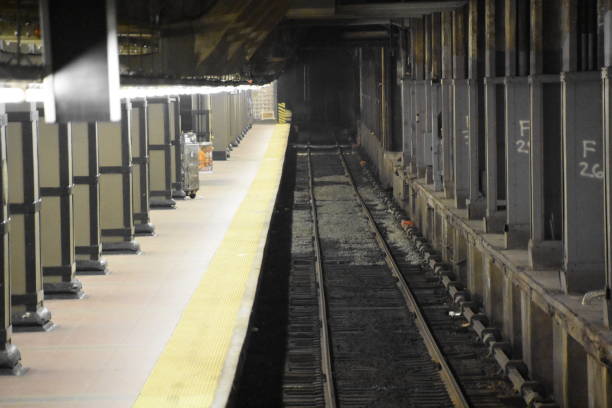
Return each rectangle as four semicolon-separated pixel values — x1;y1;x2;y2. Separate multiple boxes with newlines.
98;101;140;254
202;95;212;142
560;72;605;293
147;97;176;208
401;80;413;168
71;123;107;274
0;105;22;374
483;77;506;233
504;77;531;249
130;99;154;236
241;92;253;138
467;79;486;218
6;104;53;330
180;94;212;142
452;79;470;208
170;96;185;199
441;78;454;198
528;75;563;269
238;92;251;140
431;81;443;191
423;82;434;183
229;93;240;147
604;66;612;327
210;93;231;161
179;95;195;138
413;81;427;176
38;115;83;299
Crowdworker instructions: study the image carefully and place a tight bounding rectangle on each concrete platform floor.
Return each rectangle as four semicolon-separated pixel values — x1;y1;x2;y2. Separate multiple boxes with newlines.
0;124;279;408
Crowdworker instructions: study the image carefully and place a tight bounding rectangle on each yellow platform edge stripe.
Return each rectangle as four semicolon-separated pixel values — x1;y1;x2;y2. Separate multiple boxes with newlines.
133;124;290;408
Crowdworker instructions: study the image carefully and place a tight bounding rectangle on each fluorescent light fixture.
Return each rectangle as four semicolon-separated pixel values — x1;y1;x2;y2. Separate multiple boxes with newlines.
119;84;265;99
0;81;266;121
0;88;26;103
24;87;48;103
0;85;51;105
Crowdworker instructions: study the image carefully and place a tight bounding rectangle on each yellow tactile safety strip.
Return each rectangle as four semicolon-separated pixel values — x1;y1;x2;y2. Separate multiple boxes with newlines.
133;124;290;408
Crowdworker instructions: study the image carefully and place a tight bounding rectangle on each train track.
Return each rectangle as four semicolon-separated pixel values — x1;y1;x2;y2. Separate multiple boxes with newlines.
336;146;469;408
282;140;521;407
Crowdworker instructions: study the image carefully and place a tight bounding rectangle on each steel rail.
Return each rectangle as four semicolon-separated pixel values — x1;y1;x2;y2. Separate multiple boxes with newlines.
336;147;471;408
306;143;337;408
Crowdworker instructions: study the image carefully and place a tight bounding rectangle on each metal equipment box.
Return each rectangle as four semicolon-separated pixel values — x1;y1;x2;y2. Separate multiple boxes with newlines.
182;132;200;198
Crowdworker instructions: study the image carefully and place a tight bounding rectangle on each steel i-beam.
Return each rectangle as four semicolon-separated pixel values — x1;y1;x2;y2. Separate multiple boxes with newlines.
98;100;140;254
38;110;83;299
130;99;155;235
72;123;108;274
170;97;186;199
147;97;176;208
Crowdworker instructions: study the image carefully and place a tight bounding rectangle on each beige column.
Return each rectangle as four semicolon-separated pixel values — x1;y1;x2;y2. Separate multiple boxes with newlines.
6;103;52;330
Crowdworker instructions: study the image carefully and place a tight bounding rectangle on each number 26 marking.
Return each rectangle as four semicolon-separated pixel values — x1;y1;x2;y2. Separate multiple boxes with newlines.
579;162;604;179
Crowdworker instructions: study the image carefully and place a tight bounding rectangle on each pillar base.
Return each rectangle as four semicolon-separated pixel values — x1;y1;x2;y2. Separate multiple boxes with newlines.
76;259;109;275
466;197;486;219
0;364;26;376
44;279;85;300
172;189;187;199
528;239;563;269
483;213;506;233
102;240;141;255
454;192;468;209
150;198;176;208
443;183;454;199
135;223;156;236
0;343;25;376
504;226;530;249
213;151;228;161
604;297;612;329
425;166;434;184
409;161;418;176
560;267;605;294
12;306;54;332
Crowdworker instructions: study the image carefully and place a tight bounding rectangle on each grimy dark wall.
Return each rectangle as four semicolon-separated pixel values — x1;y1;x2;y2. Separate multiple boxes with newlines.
278;48;359;136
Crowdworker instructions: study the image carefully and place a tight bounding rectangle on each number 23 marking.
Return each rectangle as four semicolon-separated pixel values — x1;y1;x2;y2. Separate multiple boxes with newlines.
516;140;529;154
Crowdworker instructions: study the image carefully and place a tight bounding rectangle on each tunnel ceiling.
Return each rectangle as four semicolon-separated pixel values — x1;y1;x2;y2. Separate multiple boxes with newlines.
0;0;465;85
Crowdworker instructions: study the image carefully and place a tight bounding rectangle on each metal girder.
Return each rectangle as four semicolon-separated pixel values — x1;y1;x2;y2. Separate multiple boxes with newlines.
288;1;467;19
287;0;335;19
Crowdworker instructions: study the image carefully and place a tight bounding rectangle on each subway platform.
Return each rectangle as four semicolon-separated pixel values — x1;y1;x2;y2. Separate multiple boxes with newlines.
0;123;289;408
